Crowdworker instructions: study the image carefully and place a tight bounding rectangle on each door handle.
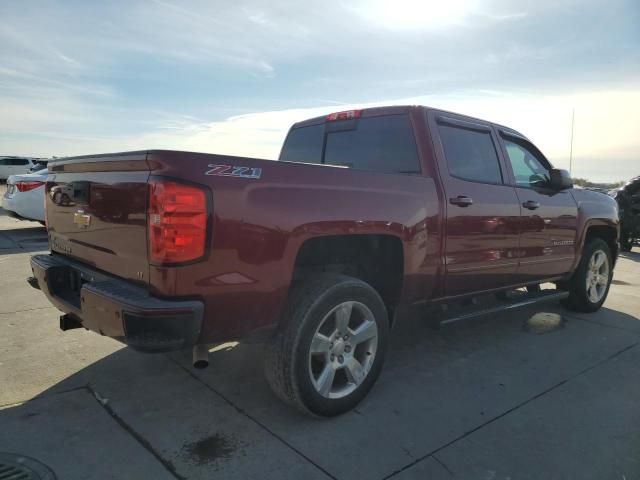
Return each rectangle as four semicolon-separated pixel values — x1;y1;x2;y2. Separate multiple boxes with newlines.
449;196;473;207
522;200;540;210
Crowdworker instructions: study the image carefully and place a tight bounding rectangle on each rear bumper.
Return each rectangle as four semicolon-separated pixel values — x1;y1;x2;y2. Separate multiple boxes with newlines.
2;192;17;213
30;254;204;352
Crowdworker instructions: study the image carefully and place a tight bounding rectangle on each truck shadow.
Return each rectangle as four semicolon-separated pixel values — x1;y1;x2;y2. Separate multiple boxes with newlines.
2;303;639;479
0;224;48;255
619;250;640;262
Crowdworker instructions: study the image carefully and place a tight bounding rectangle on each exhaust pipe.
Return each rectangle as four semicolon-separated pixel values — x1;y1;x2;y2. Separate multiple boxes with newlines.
192;344;209;369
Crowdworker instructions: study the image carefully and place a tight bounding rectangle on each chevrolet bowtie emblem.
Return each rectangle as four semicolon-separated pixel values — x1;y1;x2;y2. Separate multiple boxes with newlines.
73;211;91;228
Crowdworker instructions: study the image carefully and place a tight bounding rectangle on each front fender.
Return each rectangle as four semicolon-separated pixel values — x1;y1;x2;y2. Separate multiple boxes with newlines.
570;189;620;272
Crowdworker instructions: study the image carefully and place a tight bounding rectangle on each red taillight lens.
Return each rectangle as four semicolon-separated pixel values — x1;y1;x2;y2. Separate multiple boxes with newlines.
326;109;361;121
15;180;44;192
148;179;208;264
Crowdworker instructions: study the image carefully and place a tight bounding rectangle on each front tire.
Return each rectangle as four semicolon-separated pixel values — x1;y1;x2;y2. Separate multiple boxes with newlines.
265;274;389;417
561;238;613;312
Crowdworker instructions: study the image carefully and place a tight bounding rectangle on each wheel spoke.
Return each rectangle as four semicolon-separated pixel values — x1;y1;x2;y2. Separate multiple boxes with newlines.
594;252;605;268
335;302;353;332
344;357;366;386
349;319;377;346
597;274;608;286
315;364;336;396
310;333;332;354
588;284;598;302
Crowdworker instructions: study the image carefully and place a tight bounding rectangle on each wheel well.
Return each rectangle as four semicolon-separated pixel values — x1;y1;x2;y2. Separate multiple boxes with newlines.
292;235;404;321
585;225;618;263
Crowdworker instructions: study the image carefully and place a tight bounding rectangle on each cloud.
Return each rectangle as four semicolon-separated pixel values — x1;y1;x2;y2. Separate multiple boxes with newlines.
0;0;638;183
144;88;640;183
4;86;635;183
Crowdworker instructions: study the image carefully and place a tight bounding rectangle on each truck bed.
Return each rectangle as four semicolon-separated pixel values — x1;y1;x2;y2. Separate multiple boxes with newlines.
45;148;439;343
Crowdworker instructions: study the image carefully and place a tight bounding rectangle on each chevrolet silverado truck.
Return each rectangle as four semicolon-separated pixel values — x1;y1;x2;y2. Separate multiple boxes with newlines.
29;106;619;416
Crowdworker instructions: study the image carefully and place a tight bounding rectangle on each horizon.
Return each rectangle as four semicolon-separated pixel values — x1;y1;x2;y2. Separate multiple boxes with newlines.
1;0;638;183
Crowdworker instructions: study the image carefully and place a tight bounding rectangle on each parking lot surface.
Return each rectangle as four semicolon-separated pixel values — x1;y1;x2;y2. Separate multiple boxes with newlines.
1;191;639;480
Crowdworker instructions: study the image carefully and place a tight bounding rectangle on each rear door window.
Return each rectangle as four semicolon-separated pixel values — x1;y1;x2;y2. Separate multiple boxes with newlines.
279;114;420;174
437;124;503;184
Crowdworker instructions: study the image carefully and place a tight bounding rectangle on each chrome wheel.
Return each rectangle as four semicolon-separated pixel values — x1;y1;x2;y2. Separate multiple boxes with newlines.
585;249;609;303
308;301;378;399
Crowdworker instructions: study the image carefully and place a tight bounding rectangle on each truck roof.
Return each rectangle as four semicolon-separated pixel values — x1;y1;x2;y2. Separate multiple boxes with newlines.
291;104;528;140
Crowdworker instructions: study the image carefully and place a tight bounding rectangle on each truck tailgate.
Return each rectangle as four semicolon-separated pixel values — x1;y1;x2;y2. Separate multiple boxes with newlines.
46;152;150;285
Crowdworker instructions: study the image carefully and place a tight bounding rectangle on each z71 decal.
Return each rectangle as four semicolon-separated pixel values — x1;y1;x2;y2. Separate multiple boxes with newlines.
205;164;262;179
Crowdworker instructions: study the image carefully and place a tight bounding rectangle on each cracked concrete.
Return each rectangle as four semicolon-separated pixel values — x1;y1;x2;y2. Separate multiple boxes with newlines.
1;198;639;479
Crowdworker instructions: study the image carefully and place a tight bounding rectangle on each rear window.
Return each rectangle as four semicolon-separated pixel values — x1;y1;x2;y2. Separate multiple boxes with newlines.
279;114;420;174
279;124;324;164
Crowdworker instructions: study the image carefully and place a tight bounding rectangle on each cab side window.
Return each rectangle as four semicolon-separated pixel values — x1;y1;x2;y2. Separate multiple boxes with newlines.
438;124;503;184
503;139;550;188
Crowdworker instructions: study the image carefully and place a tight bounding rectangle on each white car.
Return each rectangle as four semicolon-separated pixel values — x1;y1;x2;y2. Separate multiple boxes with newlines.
0;157;40;180
2;168;48;222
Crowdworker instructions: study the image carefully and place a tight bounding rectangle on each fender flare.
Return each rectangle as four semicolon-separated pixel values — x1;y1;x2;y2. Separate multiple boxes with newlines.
570;218;619;273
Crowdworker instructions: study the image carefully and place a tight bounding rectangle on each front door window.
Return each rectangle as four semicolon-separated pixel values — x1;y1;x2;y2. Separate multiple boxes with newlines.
503;139;550;188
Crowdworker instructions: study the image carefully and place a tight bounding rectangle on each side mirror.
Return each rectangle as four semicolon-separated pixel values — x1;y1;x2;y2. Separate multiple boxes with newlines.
549;168;573;190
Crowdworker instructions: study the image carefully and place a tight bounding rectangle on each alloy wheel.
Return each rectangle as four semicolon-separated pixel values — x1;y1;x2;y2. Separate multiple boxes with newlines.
308;301;379;399
585;249;609;303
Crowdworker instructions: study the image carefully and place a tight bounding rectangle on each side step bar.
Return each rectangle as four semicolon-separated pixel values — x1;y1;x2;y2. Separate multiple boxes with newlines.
436;289;569;327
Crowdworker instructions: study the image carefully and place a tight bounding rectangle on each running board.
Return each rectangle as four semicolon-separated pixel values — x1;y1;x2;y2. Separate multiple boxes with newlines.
437;290;569;327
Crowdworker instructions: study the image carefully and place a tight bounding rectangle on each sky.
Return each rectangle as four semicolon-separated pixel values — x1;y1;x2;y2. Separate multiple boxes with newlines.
0;0;638;182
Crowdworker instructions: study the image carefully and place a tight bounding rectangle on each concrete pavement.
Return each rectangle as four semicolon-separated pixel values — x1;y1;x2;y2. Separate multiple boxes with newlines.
1;199;639;479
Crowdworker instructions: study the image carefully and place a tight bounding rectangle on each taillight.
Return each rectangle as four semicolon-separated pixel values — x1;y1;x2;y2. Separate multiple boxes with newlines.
15;180;44;192
148;179;209;264
326;110;361;121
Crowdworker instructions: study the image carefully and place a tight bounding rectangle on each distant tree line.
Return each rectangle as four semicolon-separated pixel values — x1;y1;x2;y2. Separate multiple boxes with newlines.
572;178;625;189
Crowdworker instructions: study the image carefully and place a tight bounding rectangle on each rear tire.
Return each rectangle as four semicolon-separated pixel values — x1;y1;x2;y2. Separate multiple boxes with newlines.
265;274;389;417
561;238;613;312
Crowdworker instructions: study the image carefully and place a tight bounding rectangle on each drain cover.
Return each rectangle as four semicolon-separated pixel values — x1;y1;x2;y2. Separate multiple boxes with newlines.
0;453;56;480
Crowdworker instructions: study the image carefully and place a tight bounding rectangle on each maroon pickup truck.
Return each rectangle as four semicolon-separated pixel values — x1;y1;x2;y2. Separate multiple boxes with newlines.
30;105;619;416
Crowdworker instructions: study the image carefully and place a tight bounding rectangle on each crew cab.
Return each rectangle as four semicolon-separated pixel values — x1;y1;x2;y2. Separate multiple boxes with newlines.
29;106;619;416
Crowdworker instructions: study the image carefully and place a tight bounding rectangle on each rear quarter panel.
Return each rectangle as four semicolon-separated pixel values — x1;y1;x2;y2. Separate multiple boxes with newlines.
147;151;439;342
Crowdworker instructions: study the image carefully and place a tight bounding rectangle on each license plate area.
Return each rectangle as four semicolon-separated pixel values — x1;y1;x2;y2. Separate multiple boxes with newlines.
48;265;87;309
